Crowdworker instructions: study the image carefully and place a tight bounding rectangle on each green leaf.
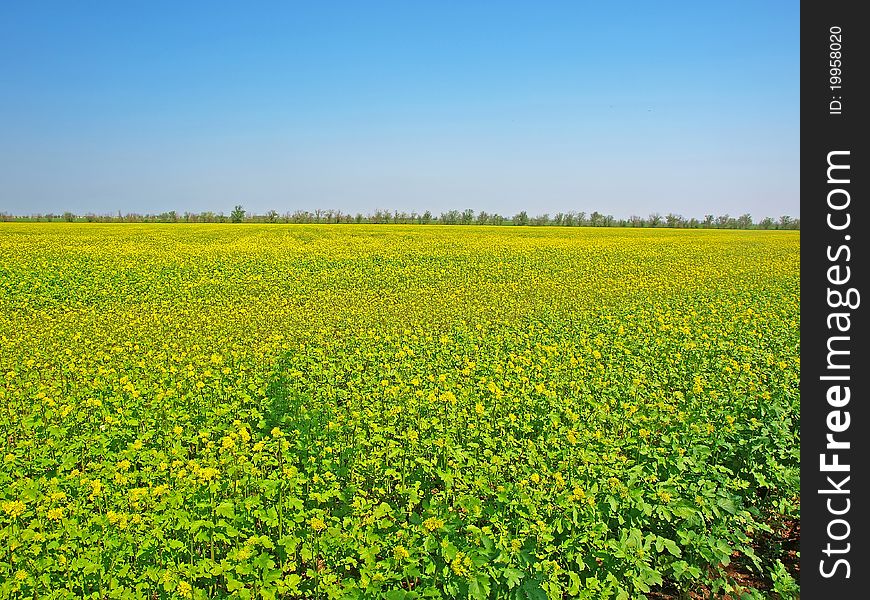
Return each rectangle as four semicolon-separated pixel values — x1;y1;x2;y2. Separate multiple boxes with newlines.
469;574;491;600
215;501;235;519
503;567;524;589
226;576;245;592
521;578;548;600
716;497;737;514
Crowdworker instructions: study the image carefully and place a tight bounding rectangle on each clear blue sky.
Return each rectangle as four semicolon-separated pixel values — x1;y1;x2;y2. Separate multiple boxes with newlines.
0;1;799;219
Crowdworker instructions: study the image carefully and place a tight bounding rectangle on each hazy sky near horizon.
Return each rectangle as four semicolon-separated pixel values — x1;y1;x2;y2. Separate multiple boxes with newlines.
0;1;799;219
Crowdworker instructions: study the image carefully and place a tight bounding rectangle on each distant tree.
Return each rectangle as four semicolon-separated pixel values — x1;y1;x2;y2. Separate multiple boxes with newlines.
736;213;753;229
13;206;793;228
439;210;460;225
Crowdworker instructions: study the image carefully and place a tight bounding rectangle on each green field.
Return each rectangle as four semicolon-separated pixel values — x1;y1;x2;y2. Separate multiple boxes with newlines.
0;225;800;599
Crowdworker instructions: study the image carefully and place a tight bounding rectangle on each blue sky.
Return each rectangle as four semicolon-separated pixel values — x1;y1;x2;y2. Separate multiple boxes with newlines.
0;1;799;219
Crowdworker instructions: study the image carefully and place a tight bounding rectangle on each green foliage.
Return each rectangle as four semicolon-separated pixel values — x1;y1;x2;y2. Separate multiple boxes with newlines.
230;205;246;223
0;225;800;597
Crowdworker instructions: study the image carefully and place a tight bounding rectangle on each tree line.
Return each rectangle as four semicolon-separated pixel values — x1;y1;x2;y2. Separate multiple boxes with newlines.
0;207;800;229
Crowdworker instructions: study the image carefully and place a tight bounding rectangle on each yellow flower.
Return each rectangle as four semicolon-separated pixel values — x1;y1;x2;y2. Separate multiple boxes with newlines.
129;487;148;504
89;479;104;499
440;391;457;405
237;545;253;561
178;581;192;598
47;507;65;521
422;517;444;533
15;570;27;582
450;552;472;576
198;467;219;483
2;500;25;519
393;545;410;560
173;425;183;436
310;516;327;532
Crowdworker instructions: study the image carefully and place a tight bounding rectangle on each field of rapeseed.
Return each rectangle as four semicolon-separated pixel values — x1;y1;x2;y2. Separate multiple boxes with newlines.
0;224;799;599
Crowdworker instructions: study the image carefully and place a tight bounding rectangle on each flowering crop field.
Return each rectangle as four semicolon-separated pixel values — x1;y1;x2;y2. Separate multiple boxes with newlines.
0;224;799;599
